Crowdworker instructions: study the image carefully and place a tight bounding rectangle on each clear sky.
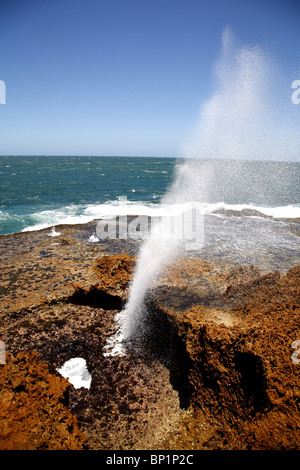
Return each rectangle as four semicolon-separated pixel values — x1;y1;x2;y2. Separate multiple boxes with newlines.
0;0;299;157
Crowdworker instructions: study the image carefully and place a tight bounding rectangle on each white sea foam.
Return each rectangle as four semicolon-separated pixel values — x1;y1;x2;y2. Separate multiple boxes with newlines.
48;226;61;237
207;202;300;219
89;234;99;242
20;199;300;236
102;312;127;357
57;357;92;389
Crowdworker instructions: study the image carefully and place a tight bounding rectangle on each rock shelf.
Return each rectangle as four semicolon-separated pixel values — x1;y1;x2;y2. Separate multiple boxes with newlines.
1;223;300;449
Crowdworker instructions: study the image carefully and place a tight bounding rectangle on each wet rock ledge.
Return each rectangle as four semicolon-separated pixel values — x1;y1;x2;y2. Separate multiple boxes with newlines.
1;223;300;450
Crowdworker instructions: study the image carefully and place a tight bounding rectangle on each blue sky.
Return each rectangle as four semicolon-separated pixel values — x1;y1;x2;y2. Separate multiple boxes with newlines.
0;0;299;157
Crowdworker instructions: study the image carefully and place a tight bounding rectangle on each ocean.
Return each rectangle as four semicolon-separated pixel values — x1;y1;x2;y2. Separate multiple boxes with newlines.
0;155;175;235
0;155;299;271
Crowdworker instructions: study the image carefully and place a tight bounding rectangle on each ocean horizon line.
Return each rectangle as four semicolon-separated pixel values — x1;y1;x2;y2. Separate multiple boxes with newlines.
0;154;299;163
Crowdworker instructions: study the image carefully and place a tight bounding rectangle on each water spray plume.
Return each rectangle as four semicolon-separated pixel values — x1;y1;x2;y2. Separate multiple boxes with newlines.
105;28;300;354
183;28;275;162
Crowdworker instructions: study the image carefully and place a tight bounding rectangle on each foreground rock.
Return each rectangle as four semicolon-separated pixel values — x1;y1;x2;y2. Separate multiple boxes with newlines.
1;224;300;449
0;352;87;450
0;227;183;450
151;260;300;449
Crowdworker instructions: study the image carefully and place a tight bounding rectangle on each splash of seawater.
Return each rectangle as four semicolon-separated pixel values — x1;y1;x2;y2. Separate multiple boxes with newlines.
103;28;299;357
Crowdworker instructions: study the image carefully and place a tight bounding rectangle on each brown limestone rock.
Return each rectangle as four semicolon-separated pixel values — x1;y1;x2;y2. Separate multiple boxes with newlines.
156;262;300;449
0;351;88;450
93;254;135;295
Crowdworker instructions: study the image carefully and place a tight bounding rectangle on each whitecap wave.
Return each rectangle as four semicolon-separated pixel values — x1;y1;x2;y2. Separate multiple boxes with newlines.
19;200;300;234
206;202;300;219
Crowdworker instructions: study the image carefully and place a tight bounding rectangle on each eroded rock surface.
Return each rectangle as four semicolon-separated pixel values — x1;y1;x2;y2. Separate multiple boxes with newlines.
152;259;300;449
0;351;87;450
1;224;300;450
0;227;183;450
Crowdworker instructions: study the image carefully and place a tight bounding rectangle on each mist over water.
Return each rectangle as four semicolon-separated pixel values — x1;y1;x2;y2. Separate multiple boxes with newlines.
182;27;299;163
105;29;300;353
183;29;273;162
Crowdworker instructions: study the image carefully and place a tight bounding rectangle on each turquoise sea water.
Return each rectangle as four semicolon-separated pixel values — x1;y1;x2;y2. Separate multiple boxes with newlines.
1;155;299;270
0;156;176;235
0;155;299;243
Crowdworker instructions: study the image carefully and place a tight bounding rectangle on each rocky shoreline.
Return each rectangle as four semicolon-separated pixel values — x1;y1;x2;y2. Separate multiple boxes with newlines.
1;221;300;450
